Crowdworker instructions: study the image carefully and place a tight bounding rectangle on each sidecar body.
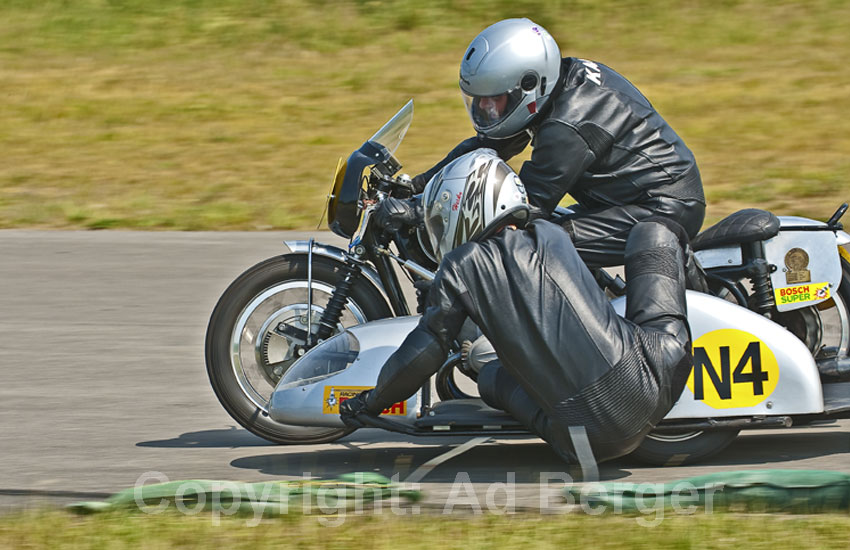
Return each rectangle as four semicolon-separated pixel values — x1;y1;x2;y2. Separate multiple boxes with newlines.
269;291;848;434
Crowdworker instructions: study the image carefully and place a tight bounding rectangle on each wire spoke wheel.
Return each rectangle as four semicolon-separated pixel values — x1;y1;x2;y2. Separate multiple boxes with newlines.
231;280;368;413
206;255;391;444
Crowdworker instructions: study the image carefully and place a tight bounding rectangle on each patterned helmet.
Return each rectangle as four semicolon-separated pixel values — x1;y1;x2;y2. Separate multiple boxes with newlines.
422;149;529;262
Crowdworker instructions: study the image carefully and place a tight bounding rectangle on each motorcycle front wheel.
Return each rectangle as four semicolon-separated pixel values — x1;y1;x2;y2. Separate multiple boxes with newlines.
205;254;392;444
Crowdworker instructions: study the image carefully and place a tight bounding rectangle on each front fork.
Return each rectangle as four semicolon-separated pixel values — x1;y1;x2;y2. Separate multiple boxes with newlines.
313;258;364;342
299;232;438;416
303;231;411;347
274;239;367;349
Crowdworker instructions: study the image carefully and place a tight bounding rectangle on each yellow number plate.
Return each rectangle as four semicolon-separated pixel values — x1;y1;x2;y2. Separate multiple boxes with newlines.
322;386;407;416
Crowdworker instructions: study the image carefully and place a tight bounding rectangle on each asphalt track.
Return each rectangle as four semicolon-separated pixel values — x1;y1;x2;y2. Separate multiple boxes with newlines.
1;230;848;512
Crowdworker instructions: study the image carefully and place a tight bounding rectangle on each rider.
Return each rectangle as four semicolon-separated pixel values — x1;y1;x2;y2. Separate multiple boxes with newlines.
377;18;705;269
341;150;693;463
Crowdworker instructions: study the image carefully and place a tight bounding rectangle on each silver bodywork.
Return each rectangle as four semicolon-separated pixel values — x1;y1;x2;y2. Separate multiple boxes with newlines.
612;292;823;418
693;215;848;311
695;245;743;269
269;291;824;427
269;316;420;428
768;217;844;312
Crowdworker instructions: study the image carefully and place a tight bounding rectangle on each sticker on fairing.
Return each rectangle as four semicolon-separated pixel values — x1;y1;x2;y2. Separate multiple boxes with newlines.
774;281;830;306
686;329;779;409
322;386;407;415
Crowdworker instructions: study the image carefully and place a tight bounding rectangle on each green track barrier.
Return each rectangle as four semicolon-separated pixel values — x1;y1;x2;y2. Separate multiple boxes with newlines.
566;470;850;513
68;473;421;515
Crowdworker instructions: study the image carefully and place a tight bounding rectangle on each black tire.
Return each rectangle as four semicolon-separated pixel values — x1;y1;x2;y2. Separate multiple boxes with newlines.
631;429;740;466
205;254;392;445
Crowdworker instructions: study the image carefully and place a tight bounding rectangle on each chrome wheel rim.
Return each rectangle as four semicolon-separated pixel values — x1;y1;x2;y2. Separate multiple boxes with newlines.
715;282;850;358
817;291;850;357
645;430;703;443
230;280;369;412
778;291;850;358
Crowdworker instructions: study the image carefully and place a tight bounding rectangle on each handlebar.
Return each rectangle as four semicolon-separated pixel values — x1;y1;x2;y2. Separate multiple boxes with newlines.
827;203;848;229
373;173;415;199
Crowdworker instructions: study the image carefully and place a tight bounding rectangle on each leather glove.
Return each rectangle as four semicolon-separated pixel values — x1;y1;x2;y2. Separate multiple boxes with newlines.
413;279;432;315
373;196;423;232
339;390;373;428
411;173;430;194
527;205;550;223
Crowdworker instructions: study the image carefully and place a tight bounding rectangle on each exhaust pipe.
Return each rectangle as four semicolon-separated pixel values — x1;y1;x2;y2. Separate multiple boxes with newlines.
817;356;850;380
653;416;793;433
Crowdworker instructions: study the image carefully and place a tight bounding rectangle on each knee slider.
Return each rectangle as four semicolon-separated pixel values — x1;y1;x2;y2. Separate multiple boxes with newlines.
637;216;691;250
626;218;688;280
476;361;504;409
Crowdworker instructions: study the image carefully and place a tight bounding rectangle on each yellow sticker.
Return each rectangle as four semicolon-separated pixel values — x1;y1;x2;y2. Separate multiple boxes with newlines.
322;386;407;416
774;281;830;306
686;329;779;409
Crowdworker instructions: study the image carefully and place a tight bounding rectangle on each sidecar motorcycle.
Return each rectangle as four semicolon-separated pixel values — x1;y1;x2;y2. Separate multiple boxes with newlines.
206;101;850;464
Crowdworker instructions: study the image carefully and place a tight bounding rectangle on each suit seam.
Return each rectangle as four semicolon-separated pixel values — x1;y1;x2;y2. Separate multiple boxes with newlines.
537;256;613;376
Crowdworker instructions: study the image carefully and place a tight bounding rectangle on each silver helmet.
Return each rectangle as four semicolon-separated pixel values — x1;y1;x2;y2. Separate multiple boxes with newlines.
460;18;561;139
422;149;530;262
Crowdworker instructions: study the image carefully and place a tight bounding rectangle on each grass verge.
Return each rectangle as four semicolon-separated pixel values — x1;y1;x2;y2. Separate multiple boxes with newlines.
1;1;849;229
0;509;849;549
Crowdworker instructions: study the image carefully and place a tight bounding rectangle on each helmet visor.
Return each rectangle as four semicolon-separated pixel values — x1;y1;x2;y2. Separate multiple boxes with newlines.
462;86;525;132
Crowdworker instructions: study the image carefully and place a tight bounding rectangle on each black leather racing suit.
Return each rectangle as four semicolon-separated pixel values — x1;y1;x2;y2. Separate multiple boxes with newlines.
414;58;706;267
364;219;693;463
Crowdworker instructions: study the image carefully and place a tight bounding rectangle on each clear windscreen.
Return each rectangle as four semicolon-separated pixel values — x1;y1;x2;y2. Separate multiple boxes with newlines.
276;331;360;390
368;100;414;155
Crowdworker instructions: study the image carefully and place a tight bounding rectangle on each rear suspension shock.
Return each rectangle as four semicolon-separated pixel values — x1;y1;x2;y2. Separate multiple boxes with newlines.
747;242;775;317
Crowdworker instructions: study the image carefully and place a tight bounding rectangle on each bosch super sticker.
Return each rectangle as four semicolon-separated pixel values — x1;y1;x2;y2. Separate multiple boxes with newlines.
322;386;407;416
686;329;779;409
774;281;830;305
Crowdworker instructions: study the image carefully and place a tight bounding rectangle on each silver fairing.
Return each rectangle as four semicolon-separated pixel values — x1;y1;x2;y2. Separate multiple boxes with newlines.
613;291;823;418
766;217;843;313
270;292;824;428
268;316;421;428
695;245;743;269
